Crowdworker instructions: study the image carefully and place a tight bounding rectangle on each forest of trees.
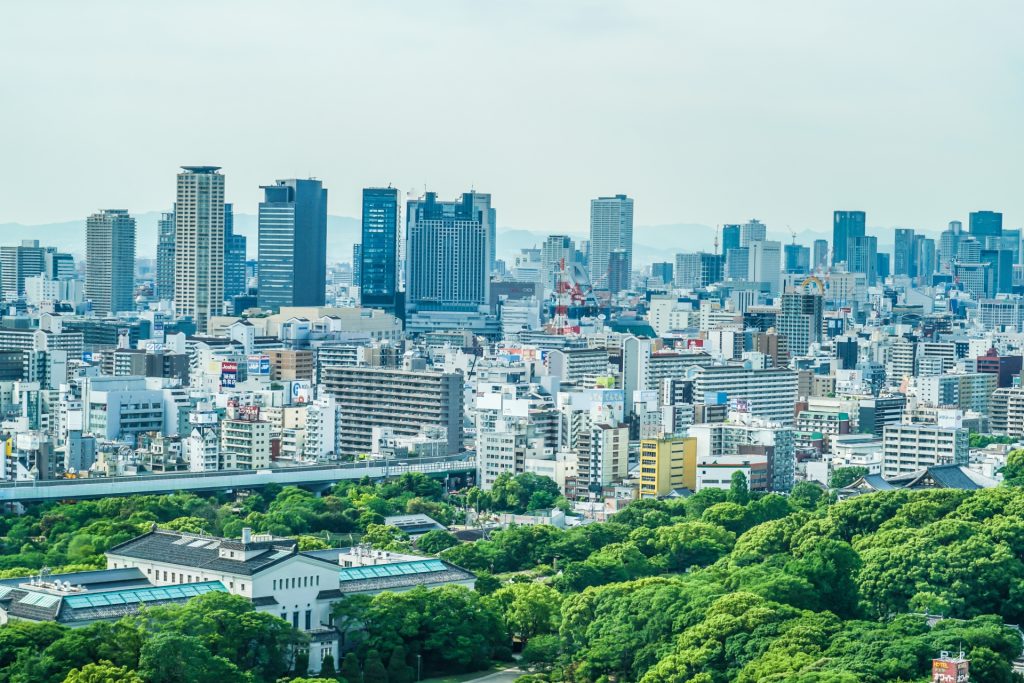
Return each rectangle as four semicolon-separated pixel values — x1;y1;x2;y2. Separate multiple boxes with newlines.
4;470;1024;681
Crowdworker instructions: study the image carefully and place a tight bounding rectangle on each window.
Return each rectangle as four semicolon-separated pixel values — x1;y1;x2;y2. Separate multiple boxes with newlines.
292;612;299;629
305;610;312;630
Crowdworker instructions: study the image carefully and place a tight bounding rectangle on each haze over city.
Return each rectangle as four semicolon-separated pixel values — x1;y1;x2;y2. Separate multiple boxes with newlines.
2;0;1022;234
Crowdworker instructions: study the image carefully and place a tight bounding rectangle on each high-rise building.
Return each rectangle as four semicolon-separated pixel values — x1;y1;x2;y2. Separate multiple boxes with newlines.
156;211;175;300
541;235;575;296
893;228;916;277
607;249;630;294
85;209;136;315
351;244;362;289
847;235;878;286
257;178;328;310
783;243;810;274
939;221;963;273
223;203;247;300
650;261;673;286
748;240;782;296
675;252;723;289
1;240;45;299
832;210;866;265
174;166;225;333
777;291;823;356
589;194;634;290
914;235;936;286
406;191;491;312
721;224;741;254
875;252;890;281
812;239;829;271
740;219;766;247
725;247;749;280
969;210;1002;239
359;187;402;314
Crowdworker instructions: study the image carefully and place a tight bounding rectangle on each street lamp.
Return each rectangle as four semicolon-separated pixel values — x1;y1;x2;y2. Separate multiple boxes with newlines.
417;654;422;682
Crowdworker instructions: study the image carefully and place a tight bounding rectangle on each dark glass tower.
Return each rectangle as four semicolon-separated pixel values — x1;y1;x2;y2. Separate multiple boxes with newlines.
969;211;1003;239
224;203;247;299
257;179;328;310
832;210;866;265
359;187;402;315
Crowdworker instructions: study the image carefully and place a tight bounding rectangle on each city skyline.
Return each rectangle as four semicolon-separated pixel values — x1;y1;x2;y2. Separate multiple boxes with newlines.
2;1;1022;233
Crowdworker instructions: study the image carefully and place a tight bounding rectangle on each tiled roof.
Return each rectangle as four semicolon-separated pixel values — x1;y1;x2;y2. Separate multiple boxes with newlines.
106;530;298;576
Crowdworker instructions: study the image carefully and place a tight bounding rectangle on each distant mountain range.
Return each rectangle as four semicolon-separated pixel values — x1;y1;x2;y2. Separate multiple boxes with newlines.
2;215;878;267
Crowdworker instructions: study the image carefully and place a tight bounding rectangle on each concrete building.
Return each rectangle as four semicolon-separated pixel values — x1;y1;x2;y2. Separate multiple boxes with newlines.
882;421;969;477
638;437;696;498
86;209;136;315
174;166;225;333
688;364;799;426
589;194;634;290
258;179;328;310
320;366;463;458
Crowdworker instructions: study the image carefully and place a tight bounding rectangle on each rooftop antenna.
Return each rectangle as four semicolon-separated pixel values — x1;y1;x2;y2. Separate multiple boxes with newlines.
714;225;720;255
788;225;796;245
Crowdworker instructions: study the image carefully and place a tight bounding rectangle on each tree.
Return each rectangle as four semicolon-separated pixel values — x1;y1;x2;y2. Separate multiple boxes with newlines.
489;583;562;644
341;652;362;683
363;523;409;549
789;482;824;510
320;652;337;677
387;646;414;683
137;633;247;683
829;466;868;489
416;530;460;554
363;650;389;683
62;661;144;683
727;471;750;505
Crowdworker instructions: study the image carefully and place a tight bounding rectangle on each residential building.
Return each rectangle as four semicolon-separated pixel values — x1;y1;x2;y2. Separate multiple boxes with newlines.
589;194;634;290
86;209;136;315
174;166;225;333
638;437;696;498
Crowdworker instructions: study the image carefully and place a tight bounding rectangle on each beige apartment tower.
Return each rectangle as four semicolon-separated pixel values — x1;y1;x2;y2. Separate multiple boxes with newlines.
174;166;225;333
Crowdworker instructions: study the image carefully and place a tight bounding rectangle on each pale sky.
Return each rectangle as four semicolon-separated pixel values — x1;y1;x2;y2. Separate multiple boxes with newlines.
1;1;1021;235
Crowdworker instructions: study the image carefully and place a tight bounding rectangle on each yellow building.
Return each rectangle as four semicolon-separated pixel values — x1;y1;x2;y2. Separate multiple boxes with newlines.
638;437;697;499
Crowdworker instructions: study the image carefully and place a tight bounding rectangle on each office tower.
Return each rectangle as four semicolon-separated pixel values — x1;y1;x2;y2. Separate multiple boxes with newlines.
721;224;741;253
44;249;75;280
876;253;890;281
914;235;936;286
406;191;491;312
156;211;175;300
1;240;45;299
740;219;767;247
812;239;829;271
847;235;878;286
981;249;1013;295
748;240;782;296
778;291;823;356
360;187;402;314
320;365;463;458
223;203;247;299
257;178;328;310
607;249;630;293
650;261;673;286
85;209;137;315
541;234;575;296
939;221;963;273
783;243;810;274
969;210;1003;239
832;210;866;265
675;252;722;289
589;194;634;290
174;166;225;333
1000;229;1021;265
351;244;362;289
726;247;750;281
893;228;916;277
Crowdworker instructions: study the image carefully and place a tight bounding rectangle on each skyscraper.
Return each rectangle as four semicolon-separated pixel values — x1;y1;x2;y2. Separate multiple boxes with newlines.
223;203;247;300
812;239;829;271
589;194;634;290
783;243;810;274
969;210;1003;239
86;209;136;315
847;235;878;286
174;166;225;333
541;234;575;296
406;191;490;312
156;210;175;300
893;228;916;277
608;249;630;294
914;235;936;286
748;240;782;296
351;244;362;290
359;187;401;314
740;219;767;247
832;211;866;265
778;291;823;356
939;221;964;273
721;224;741;254
0;240;45;299
257;178;328;311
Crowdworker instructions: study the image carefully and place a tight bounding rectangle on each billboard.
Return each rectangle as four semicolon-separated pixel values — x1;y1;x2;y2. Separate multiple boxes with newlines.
291;380;312;404
931;658;968;683
247;354;271;376
221;361;238;388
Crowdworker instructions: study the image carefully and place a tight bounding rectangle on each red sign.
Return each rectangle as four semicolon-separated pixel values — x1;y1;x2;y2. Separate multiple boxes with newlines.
932;659;968;683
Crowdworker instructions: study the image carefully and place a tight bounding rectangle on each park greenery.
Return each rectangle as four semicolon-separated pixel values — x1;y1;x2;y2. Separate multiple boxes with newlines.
5;467;1024;681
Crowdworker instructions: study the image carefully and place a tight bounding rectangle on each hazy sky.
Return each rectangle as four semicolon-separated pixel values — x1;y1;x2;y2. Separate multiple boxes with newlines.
2;1;1022;235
